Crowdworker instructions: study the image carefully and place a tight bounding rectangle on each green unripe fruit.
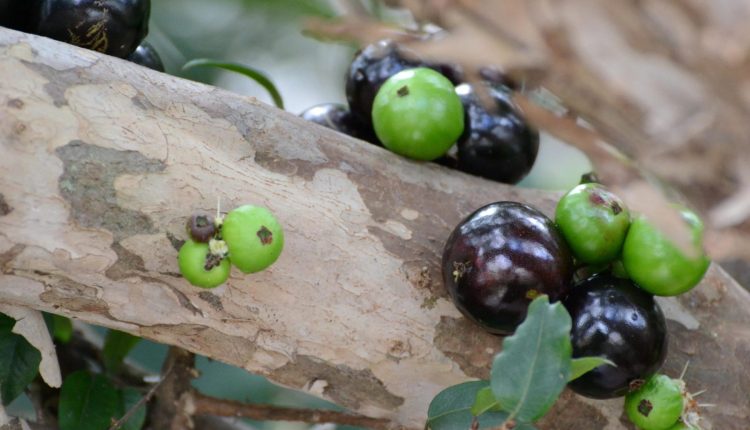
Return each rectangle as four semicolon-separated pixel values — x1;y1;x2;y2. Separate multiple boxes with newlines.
555;183;630;265
625;374;684;430
372;67;464;161
222;205;284;273
178;239;230;288
622;207;710;296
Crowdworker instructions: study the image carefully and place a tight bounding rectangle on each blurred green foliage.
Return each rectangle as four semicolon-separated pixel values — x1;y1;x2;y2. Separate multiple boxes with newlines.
148;0;354;113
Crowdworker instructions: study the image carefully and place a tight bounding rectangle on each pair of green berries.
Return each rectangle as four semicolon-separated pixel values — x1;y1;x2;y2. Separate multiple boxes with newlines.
624;373;701;430
555;182;710;296
178;205;284;288
371;67;464;161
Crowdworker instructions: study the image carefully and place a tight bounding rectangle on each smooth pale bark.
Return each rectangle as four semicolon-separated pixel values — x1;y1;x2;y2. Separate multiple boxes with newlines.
0;29;748;429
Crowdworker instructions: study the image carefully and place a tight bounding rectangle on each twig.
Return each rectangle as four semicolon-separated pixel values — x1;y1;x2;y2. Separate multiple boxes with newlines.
108;364;174;430
191;390;396;430
147;347;198;430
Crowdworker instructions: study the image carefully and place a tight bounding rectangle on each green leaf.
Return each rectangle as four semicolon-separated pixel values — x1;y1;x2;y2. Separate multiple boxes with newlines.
52;314;73;344
427;381;509;430
182;59;285;109
569;357;616;382
0;314;41;405
58;371;119;430
471;387;502;416
103;330;141;374
0;313;14;331
490;295;572;423
117;387;147;430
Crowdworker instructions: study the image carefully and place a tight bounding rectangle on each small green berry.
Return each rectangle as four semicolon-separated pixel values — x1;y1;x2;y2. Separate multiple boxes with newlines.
622;207;710;296
222;205;284;273
625;374;684;430
371;67;464;161
178;239;231;288
555;183;630;265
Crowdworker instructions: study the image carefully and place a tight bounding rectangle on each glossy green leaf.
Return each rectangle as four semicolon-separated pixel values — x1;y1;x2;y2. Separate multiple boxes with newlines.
427;381;509;430
490;296;572;423
117;387;147;430
59;371;119;430
0;314;41;405
471;387;502;416
182;59;284;109
52;314;73;344
103;330;141;374
569;357;616;382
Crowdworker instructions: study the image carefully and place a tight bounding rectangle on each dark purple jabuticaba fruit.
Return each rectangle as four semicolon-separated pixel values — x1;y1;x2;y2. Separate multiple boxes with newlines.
442;201;574;335
455;83;539;184
299;103;377;144
34;0;150;58
0;0;40;32
127;40;163;71
564;273;668;399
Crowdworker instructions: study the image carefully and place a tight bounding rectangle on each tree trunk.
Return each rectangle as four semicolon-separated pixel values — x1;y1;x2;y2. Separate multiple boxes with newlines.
0;28;748;429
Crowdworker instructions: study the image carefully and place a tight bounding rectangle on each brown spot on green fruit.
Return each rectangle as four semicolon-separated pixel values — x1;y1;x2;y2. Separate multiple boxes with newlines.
588;190;607;206
638;399;653;416
257;226;273;245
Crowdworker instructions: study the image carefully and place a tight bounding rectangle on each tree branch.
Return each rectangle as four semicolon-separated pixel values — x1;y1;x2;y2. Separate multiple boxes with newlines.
1;26;749;429
148;348;196;430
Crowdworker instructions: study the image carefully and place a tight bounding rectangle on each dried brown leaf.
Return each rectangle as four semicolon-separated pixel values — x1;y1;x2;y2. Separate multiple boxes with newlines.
0;305;61;388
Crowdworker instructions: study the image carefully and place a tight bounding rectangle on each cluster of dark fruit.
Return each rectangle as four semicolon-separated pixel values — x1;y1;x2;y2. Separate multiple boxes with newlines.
0;0;163;71
299;39;540;185
442;180;710;401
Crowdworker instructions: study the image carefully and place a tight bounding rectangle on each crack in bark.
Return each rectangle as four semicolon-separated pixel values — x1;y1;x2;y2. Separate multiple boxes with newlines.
146;279;203;317
165;232;184;252
106;241;147;280
0;244;25;273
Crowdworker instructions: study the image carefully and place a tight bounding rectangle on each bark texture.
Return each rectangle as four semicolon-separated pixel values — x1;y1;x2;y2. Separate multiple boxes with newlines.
0;28;748;429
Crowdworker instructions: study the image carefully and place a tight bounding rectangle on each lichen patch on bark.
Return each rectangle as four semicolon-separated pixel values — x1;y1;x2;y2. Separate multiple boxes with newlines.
268;354;404;411
55;140;166;240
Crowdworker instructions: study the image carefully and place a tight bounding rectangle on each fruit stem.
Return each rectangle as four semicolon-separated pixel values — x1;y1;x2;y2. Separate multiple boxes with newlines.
215;197;225;228
679;360;690;380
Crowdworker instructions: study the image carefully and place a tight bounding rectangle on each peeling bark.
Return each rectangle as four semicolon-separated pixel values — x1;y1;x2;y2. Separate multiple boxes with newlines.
1;29;749;429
